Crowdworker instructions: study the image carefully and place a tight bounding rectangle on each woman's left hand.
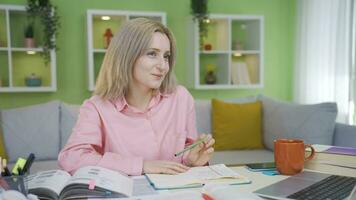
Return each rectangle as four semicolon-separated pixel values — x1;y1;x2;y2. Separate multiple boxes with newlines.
185;134;215;167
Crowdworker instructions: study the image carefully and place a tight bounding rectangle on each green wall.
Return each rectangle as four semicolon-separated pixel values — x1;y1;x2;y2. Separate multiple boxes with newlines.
0;0;296;109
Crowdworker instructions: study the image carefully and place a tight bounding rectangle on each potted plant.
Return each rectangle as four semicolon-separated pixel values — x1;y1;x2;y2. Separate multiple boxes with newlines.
24;23;35;48
26;0;60;64
190;0;209;49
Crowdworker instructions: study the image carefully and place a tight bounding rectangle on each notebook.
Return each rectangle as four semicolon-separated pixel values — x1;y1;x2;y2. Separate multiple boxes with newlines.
145;164;251;190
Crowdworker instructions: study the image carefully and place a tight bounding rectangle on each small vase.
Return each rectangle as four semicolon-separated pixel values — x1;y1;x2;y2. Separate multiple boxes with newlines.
205;71;217;84
25;38;35;48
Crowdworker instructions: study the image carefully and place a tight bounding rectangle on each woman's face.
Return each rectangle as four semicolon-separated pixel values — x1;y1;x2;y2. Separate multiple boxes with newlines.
131;32;171;92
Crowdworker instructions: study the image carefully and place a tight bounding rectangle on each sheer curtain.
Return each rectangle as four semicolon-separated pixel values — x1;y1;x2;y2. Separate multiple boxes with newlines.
294;0;353;123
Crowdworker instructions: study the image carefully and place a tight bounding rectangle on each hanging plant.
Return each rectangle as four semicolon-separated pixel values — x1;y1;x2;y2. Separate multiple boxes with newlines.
26;0;60;64
190;0;209;49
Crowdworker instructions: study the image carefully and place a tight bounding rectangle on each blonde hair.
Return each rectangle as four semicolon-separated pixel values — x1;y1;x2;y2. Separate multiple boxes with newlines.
94;18;177;101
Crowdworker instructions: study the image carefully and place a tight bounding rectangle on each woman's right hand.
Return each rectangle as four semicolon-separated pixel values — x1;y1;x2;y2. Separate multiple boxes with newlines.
143;160;190;175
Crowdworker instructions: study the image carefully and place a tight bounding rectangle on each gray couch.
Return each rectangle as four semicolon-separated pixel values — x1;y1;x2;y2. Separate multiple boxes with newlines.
1;97;355;173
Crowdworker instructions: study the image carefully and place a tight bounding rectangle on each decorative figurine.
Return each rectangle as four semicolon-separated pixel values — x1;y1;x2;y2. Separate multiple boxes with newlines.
103;28;113;49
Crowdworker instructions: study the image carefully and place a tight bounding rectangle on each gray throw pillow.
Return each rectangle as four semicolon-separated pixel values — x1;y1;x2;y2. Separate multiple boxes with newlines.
60;102;80;149
258;95;337;150
0;101;60;162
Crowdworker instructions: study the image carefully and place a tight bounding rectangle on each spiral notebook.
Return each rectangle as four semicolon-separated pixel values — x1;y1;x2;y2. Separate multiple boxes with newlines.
145;164;251;190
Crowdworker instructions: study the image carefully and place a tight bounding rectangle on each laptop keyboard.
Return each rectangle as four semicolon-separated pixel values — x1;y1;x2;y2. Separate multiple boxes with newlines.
287;175;356;200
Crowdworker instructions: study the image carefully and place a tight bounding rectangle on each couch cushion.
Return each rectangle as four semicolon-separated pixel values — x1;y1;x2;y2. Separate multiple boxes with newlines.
212;99;263;150
195;96;257;134
60;103;80;149
258;95;337;150
0;101;60;162
210;150;274;165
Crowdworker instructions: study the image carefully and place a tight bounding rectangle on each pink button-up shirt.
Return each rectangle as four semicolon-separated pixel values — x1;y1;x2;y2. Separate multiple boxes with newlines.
58;86;198;175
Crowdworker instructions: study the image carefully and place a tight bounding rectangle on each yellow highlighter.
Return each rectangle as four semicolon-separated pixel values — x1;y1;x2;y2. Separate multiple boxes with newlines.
12;158;27;175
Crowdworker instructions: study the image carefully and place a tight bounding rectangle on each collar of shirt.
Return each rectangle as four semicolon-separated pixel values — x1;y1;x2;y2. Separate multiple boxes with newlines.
114;91;170;114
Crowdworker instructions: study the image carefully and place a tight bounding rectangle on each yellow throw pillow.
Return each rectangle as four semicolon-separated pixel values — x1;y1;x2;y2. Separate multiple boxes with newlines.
0;127;8;159
212;99;263;150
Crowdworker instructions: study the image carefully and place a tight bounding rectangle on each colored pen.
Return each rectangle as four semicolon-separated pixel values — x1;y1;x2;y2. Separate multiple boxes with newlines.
2;159;11;176
174;138;206;157
21;153;35;175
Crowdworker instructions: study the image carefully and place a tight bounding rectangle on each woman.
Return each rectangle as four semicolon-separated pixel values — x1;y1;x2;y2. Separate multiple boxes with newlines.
58;18;215;176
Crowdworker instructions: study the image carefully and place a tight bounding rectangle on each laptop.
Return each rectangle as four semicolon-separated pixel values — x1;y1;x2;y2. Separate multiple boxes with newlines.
254;171;356;200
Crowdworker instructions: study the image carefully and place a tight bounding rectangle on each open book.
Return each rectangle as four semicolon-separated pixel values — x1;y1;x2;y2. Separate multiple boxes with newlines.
26;166;133;200
145;164;251;190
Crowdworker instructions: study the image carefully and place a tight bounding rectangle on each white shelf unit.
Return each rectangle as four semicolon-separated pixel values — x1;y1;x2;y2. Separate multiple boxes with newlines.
86;10;166;91
0;4;57;92
187;14;264;89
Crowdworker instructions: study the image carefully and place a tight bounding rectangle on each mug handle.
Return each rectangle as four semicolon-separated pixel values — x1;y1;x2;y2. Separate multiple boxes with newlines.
304;144;315;161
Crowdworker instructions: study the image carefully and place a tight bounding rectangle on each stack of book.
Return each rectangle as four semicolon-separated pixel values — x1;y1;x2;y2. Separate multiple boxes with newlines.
304;144;356;177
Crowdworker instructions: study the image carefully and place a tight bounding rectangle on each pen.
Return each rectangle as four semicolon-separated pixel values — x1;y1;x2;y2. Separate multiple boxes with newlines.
174;138;206;157
21;153;35;175
2;159;11;176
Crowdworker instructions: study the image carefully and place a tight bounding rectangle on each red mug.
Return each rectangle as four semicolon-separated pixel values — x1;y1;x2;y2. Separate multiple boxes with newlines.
274;139;315;175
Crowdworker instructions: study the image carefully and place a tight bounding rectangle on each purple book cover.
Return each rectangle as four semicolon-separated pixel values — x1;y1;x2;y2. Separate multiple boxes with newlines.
324;146;356;156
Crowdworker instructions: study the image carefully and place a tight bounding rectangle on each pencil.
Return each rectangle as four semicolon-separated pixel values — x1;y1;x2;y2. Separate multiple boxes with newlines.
174;138;206;157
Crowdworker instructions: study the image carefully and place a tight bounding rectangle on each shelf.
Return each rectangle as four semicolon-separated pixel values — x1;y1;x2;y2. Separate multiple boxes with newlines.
0;9;8;48
94;52;105;81
195;84;263;90
0;86;56;92
9;10;44;48
12;51;51;87
93;48;107;53
129;15;162;22
87;9;166;91
202;18;229;51
0;4;57;92
231;54;260;85
92;14;126;49
231;50;260;55
231;19;261;51
200;50;229;54
199;53;229;85
187;14;264;89
0;50;9;87
12;47;43;52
